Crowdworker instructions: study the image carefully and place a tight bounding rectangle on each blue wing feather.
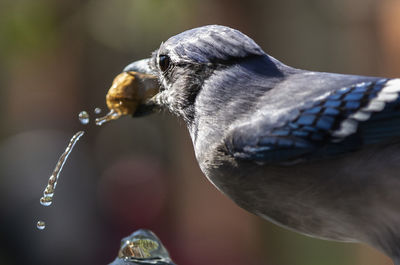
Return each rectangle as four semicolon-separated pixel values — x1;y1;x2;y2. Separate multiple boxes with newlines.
228;78;400;163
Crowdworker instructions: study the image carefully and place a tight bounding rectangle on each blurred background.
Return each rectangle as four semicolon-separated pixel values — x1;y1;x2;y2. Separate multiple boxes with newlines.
0;0;398;264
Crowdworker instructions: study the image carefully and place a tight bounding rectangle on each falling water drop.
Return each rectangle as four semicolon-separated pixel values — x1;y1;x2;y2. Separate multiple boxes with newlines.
94;107;102;114
78;111;89;125
40;196;52;206
37;220;46;230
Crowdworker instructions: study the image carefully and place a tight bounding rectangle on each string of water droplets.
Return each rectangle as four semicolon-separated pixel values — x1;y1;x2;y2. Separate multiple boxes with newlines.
37;130;84;229
37;107;123;230
39;130;85;207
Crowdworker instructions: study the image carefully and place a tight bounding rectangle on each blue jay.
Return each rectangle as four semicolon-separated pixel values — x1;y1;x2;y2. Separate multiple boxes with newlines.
121;25;400;264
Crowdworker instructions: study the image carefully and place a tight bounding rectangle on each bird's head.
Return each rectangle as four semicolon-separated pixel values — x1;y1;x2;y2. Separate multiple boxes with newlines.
104;25;284;126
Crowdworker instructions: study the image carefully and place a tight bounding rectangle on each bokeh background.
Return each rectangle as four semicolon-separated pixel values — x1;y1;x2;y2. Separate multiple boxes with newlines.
0;0;399;264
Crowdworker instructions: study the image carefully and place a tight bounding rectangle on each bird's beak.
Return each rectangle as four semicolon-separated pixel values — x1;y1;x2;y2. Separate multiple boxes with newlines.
105;58;160;118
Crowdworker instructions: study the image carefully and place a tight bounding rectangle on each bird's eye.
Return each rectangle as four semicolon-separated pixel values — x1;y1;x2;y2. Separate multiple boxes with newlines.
158;55;171;72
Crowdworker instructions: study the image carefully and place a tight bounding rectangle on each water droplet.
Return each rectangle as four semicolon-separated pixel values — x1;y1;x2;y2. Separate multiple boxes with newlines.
78;111;89;125
40;196;52;206
37;220;46;230
94;107;101;114
95;109;122;126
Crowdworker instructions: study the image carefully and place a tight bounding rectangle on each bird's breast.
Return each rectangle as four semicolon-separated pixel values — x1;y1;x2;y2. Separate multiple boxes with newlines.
200;142;400;243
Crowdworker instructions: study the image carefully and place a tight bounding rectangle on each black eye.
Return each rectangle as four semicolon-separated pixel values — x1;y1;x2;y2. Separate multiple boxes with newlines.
159;55;171;72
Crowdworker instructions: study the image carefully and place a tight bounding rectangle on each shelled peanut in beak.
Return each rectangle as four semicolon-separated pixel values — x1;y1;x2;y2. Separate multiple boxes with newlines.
106;71;159;115
96;71;159;125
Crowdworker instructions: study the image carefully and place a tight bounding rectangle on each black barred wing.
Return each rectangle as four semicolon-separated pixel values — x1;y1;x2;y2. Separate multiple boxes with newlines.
228;78;400;162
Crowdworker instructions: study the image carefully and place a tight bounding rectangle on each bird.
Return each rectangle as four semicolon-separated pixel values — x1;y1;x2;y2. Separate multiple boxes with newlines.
121;25;400;264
